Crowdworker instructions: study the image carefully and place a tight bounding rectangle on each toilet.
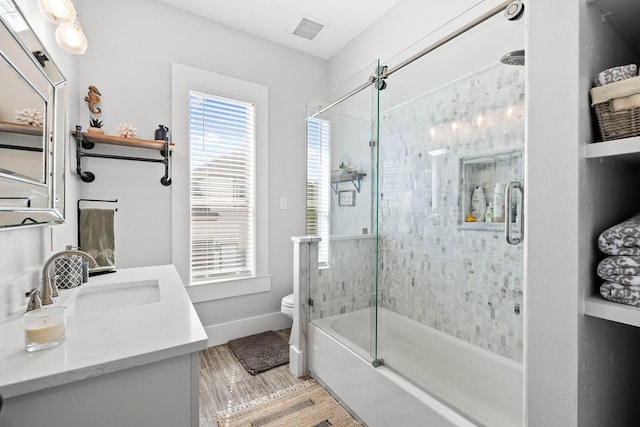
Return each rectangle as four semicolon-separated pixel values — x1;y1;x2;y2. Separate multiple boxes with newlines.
280;293;294;319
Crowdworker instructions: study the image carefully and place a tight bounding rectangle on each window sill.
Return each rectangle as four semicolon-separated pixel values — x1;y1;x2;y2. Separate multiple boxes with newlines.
186;275;271;303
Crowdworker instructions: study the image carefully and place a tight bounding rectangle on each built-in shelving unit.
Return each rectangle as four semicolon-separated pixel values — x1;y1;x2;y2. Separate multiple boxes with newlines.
330;171;366;194
579;0;640;423
72;127;173;186
0;120;43;136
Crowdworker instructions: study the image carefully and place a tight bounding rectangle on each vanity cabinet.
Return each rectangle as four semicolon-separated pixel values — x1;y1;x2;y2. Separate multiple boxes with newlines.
1;353;199;427
578;0;640;425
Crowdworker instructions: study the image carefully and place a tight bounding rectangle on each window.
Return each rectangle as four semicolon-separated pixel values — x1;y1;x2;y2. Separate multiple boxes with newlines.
172;63;269;300
189;91;255;284
306;118;330;266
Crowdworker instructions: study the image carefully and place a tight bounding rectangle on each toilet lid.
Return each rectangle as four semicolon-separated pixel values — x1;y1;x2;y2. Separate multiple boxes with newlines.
282;294;294;308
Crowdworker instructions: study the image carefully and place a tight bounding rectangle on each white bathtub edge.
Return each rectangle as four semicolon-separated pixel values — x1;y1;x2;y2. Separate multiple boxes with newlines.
308;324;477;427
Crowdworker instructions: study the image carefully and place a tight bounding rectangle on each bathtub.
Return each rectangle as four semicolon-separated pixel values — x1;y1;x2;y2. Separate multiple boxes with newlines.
309;308;523;427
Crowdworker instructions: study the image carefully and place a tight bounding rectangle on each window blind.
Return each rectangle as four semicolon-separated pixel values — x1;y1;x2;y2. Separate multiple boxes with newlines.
190;91;255;284
306;118;330;266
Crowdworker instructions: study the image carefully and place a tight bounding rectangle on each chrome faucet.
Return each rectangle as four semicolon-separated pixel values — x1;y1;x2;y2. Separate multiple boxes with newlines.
40;249;98;305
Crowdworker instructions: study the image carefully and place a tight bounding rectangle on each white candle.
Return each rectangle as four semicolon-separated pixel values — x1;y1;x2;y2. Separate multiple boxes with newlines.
24;307;66;351
25;321;65;344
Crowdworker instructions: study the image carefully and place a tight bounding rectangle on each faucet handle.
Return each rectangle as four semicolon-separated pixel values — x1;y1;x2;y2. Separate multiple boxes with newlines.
25;288;42;312
50;274;60;298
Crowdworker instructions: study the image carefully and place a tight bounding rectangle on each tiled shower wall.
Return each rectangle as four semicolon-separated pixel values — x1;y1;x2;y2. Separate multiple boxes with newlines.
310;235;376;321
378;64;525;362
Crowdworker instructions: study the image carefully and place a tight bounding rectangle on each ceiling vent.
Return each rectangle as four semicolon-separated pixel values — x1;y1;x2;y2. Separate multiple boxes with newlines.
292;17;325;40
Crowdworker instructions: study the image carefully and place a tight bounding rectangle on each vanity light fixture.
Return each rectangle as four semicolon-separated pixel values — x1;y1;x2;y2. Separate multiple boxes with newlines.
37;0;75;24
55;18;87;55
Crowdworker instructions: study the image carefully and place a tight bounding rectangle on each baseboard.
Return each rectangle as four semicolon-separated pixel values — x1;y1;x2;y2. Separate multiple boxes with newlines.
204;312;293;347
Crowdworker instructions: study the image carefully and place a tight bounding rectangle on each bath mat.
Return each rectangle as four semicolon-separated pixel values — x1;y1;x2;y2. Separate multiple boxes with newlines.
216;381;362;427
228;330;289;375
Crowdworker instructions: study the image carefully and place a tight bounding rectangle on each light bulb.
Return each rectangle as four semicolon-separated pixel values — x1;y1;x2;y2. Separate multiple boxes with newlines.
38;0;76;24
55;20;87;55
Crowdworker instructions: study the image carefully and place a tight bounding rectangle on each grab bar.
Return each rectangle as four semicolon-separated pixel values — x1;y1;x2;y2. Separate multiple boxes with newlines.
505;181;524;245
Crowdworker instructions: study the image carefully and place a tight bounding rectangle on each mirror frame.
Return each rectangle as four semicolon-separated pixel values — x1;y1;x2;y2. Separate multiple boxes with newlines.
0;1;67;229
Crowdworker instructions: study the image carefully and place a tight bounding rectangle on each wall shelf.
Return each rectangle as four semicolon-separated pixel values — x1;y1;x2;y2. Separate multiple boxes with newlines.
583;295;640;328
0;120;43;136
71;130;175;151
330;171;366;194
72;126;173;186
584;135;640;159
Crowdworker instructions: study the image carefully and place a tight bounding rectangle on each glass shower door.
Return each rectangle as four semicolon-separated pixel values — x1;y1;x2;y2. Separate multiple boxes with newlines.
375;10;525;427
305;61;381;363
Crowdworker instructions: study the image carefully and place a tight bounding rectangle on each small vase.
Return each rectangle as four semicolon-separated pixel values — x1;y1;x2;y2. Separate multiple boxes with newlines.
87;127;104;134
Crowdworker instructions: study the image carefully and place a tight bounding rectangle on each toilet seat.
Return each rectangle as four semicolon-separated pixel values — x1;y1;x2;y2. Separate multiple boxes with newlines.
281;293;294;319
282;293;294;308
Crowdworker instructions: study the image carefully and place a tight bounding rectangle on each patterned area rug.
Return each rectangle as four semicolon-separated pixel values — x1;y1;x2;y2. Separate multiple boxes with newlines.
228;330;289;375
216;380;362;427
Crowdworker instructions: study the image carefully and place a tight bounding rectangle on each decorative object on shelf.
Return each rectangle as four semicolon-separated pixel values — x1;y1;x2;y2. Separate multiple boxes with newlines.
591;75;640;141
87;116;104;134
116;123;137;138
84;85;102;115
338;162;350;175
154;125;169;141
14;108;43;126
338;190;355;207
594;64;637;87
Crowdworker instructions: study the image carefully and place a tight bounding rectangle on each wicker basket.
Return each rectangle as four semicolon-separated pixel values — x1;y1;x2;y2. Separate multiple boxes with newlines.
593;101;640;141
591;75;640;141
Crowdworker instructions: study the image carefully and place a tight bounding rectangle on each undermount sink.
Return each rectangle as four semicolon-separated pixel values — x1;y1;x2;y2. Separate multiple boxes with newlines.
65;279;161;316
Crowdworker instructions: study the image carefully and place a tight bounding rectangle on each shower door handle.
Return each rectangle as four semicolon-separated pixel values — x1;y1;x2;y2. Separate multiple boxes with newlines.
505;181;524;245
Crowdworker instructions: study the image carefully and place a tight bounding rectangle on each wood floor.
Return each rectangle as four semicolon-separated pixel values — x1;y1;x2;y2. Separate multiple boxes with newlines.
199;329;310;427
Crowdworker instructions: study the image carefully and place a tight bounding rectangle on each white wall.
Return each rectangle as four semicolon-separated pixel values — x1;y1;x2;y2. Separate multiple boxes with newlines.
73;0;327;337
328;0;481;87
0;1;80;320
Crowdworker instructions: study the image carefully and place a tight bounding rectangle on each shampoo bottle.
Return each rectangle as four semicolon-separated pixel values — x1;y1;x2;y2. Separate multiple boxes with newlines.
471;186;486;222
485;203;493;222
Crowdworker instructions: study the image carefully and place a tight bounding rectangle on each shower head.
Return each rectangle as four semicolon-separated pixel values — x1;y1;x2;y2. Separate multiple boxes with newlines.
500;50;525;66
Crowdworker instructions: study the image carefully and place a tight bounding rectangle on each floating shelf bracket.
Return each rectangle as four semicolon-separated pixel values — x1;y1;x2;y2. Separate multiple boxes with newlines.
74;126;172;186
330;172;367;194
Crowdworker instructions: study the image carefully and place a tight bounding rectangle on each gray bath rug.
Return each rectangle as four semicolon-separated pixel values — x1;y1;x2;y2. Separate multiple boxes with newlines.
228;330;289;375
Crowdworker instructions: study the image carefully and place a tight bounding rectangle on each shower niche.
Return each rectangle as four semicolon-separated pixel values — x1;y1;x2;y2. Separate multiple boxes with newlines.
459;149;523;230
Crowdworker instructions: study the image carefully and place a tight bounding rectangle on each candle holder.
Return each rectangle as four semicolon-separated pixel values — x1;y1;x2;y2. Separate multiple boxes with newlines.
24;307;66;352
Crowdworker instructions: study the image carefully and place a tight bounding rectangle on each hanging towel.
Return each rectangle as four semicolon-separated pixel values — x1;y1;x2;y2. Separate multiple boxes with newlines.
79;208;115;269
598;213;640;256
597;256;640;285
600;282;640;307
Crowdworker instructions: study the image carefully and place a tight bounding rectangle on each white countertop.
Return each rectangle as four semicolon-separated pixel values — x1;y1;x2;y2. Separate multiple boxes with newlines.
0;265;208;398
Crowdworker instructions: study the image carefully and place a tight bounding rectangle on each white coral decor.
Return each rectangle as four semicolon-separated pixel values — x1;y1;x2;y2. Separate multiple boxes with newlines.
116;123;137;138
14;108;43;126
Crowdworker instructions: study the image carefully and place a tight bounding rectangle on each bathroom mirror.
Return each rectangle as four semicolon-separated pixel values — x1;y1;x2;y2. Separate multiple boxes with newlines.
0;1;66;228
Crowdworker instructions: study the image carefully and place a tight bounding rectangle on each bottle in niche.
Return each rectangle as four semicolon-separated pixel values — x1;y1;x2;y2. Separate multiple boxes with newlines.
471;186;486;222
485;202;493;222
493;183;505;222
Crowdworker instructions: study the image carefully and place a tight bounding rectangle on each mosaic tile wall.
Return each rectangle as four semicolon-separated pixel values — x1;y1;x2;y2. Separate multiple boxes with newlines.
378;64;525;362
310;235;376;321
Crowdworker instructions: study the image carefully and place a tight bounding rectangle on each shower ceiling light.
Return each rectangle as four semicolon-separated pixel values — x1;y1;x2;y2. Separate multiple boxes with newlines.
38;0;76;24
55;18;87;55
